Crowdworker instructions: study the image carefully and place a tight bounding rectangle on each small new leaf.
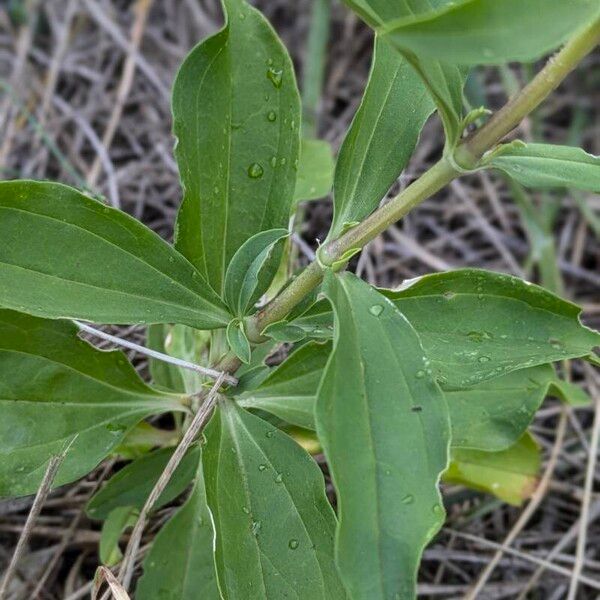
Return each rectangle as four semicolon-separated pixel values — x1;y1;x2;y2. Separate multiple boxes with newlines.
226;319;252;364
224;228;289;316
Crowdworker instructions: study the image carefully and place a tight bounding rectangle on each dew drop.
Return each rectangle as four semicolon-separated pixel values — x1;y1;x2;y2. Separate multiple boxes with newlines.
242;506;250;514
270;156;277;168
478;356;491;363
258;464;267;471
247;163;264;179
265;430;275;438
267;110;277;122
401;494;415;505
415;370;425;379
369;304;384;316
273;472;283;483
251;520;261;536
443;291;456;300
432;503;443;515
266;67;283;88
279;157;287;166
288;539;299;550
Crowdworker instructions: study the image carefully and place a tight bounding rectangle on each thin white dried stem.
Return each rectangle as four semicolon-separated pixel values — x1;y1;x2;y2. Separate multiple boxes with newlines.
116;374;225;592
74;321;237;386
567;367;600;600
0;451;66;599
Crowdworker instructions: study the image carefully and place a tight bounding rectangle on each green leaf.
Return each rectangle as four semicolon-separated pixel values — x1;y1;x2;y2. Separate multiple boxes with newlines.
100;506;138;566
386;269;600;387
238;342;331;429
381;1;600;65
0;181;230;328
488;143;600;192
224;229;289;316
226;319;252;364
173;0;301;295
328;37;435;239
339;0;466;147
287;270;600;388
294;138;334;203
317;271;449;600
0;310;183;498
445;433;541;506
203;398;346;599
86;446;200;520
147;324;185;393
137;458;219;599
447;364;565;451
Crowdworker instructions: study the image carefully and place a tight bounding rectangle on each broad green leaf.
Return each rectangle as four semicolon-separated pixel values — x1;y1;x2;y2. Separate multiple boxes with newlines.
0;310;183;498
328;37;435;240
339;0;466;147
224;229;289;316
137;459;219;600
387;269;600;387
0;181;230;328
488;143;600;192
381;1;600;65
203;398;346;599
100;506;138;566
447;364;571;451
173;0;301;295
294;138;334;203
147;324;185;393
446;433;541;506
238;341;331;429
239;350;578;455
317;271;449;600
86;446;200;520
226;319;251;364
287;270;600;388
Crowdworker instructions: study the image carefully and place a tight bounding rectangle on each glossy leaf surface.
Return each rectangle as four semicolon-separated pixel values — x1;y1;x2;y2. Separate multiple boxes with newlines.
86;446;200;520
137;459;219;599
173;0;301;294
294;138;334;203
0;181;230;328
388;269;600;387
488;143;600;192
447;433;541;506
317;271;449;599
224;229;289;316
203;398;346;599
0;310;182;498
329;37;434;239
381;0;600;65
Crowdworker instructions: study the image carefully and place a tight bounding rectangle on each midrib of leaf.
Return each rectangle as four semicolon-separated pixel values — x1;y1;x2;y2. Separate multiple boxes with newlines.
0;205;216;307
224;405;329;596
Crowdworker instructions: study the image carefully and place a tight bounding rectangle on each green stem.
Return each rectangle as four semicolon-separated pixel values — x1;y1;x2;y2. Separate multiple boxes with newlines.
455;17;600;167
233;18;600;359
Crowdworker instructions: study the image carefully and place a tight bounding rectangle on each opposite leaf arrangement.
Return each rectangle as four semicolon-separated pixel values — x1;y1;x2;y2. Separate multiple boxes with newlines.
1;1;600;599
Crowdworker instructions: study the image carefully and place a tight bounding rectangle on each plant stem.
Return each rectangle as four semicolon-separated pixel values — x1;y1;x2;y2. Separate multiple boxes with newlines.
455;17;600;167
241;18;600;352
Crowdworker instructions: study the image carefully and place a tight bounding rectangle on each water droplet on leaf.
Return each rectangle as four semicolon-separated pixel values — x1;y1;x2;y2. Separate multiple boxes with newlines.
369;304;383;316
266;67;283;88
247;163;264;179
288;539;299;550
